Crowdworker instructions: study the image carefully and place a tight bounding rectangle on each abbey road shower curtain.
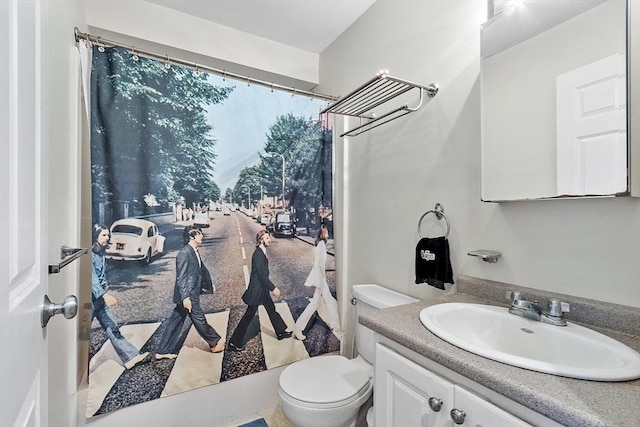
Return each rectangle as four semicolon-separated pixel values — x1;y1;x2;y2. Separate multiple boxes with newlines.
83;43;337;417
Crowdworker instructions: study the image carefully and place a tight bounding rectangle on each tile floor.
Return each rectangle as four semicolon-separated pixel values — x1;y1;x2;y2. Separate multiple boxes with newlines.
241;409;293;427
262;409;294;427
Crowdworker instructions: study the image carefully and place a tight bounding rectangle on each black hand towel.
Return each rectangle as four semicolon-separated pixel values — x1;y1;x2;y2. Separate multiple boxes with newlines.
415;236;453;290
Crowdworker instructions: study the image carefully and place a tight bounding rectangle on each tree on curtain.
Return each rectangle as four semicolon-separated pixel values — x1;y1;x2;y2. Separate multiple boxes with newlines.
233;114;333;235
91;46;233;222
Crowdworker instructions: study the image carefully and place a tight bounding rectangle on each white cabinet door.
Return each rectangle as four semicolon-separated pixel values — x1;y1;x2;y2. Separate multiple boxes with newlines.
375;344;534;427
376;344;453;427
453;385;533;427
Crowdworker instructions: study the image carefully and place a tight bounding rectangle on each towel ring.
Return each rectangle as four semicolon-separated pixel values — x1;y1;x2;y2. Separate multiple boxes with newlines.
418;203;450;239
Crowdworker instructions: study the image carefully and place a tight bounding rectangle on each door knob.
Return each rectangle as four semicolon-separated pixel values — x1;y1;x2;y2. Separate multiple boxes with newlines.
41;294;78;328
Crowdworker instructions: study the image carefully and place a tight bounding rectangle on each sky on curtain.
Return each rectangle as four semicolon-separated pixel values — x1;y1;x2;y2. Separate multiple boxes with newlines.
205;76;331;192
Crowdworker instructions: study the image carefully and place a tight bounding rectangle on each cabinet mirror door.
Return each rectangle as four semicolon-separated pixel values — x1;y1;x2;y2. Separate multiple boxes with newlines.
481;0;632;201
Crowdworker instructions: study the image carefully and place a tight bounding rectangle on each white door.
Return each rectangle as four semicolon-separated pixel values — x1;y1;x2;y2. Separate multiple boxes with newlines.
0;0;49;425
556;53;627;195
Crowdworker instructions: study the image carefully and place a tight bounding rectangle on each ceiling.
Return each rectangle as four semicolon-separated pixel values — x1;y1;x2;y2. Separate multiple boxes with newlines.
144;0;377;54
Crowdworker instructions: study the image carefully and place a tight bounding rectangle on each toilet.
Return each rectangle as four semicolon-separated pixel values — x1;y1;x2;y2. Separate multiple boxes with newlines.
278;284;419;427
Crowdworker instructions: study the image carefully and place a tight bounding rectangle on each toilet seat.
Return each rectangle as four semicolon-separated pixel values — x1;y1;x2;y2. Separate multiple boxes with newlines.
279;356;371;409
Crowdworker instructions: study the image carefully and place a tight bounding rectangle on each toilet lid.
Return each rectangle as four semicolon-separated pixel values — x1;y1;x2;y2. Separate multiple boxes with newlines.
280;356;370;404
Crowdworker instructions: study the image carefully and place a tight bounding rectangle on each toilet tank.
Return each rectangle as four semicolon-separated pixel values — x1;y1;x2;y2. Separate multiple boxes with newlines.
352;284;419;364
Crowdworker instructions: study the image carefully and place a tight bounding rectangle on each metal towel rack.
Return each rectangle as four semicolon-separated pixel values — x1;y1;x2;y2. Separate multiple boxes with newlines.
48;246;88;274
417;203;450;238
321;72;439;137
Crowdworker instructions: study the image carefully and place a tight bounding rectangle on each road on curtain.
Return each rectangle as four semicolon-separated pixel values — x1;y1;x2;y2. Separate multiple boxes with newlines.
87;210;339;415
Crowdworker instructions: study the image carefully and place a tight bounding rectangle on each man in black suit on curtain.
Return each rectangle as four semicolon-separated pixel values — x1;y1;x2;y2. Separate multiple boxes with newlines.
227;230;292;351
156;225;224;359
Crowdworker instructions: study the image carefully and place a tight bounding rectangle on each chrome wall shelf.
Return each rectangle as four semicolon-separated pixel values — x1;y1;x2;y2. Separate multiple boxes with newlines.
321;72;438;137
468;249;501;263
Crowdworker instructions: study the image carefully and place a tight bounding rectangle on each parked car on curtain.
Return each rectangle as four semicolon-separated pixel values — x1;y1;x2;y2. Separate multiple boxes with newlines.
266;216;276;233
259;213;272;225
106;218;166;264
273;211;296;237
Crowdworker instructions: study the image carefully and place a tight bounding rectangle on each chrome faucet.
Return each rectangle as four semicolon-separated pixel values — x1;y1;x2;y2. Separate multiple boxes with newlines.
507;291;542;321
506;291;570;326
541;298;571;326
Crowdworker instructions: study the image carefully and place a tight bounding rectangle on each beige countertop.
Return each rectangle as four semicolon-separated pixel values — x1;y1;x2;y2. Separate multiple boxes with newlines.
358;278;640;427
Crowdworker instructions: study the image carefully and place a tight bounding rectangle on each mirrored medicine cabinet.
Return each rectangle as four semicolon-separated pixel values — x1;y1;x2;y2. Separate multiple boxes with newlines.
481;0;639;201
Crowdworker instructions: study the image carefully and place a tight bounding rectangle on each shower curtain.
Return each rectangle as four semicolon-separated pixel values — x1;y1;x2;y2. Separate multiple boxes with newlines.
83;43;339;417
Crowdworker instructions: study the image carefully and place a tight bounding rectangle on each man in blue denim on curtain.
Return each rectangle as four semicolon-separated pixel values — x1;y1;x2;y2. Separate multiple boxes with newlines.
92;223;149;369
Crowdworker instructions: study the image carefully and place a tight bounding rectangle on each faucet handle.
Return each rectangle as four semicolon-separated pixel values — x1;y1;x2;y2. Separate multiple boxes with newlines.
506;291;523;305
546;299;570;317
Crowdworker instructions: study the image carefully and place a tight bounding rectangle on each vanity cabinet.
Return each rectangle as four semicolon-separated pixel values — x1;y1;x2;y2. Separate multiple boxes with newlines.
375;344;533;427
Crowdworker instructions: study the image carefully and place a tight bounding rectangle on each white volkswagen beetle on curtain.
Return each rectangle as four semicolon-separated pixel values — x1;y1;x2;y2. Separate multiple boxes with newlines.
106;218;166;264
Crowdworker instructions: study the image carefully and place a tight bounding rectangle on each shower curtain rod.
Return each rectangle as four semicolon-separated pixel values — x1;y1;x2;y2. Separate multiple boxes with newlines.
74;27;338;102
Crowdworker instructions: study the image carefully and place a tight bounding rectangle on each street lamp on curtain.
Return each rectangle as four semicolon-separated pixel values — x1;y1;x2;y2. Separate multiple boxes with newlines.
265;153;285;209
260;185;264;213
241;185;251;211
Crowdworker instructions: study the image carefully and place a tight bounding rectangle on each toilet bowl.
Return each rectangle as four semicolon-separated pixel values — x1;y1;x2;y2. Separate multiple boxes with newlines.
278;355;373;427
278;284;419;427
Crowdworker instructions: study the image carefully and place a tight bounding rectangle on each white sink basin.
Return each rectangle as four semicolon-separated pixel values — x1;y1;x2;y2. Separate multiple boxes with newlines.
420;303;640;381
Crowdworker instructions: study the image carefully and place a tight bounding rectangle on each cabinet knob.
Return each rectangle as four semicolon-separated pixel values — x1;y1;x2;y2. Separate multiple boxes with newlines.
428;397;443;412
450;408;466;425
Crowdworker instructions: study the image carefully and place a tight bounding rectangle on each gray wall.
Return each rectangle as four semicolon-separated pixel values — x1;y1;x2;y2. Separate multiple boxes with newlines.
319;0;640;307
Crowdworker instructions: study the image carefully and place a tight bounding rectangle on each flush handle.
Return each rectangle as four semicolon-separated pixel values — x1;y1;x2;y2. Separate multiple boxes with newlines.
41;294;78;328
428;397;443;412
